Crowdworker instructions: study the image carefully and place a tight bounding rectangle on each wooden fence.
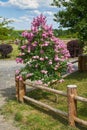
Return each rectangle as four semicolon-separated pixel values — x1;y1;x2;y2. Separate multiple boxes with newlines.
15;57;87;127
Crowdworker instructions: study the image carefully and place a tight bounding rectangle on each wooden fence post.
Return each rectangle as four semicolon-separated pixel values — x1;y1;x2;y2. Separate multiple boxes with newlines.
15;75;19;101
78;54;87;71
67;85;77;127
19;79;26;103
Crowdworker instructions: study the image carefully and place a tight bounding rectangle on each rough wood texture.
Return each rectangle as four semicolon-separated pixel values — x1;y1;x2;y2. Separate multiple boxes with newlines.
67;85;77;127
78;55;87;71
23;96;68;118
19;79;26;102
15;76;19;101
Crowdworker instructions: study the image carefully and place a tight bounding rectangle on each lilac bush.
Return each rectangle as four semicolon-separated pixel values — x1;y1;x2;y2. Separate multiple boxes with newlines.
15;14;73;86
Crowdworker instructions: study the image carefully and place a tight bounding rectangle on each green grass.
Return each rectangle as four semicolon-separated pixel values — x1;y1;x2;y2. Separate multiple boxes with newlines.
0;71;87;130
10;44;19;59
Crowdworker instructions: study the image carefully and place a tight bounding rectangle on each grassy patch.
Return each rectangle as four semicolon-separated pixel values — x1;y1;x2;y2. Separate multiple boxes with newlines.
9;44;19;59
1;71;87;130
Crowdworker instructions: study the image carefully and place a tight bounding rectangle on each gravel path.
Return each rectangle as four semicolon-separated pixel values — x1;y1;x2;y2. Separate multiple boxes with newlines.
0;60;23;130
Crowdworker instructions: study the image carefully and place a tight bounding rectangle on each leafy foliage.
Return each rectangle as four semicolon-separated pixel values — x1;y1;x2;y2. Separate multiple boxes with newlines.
15;14;73;85
0;44;13;58
52;0;87;42
0;17;13;40
67;40;83;58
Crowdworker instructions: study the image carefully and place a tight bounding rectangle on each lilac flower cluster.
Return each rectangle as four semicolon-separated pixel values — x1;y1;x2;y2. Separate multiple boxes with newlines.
15;14;73;85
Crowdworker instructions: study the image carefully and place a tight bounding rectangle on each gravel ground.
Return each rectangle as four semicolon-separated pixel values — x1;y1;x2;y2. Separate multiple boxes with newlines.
0;59;78;130
0;60;23;130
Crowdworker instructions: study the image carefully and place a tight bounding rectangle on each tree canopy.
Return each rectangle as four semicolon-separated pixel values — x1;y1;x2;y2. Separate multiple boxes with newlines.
0;17;13;40
52;0;87;41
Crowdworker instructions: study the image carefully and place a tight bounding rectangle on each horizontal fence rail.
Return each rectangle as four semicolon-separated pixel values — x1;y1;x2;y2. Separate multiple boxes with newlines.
75;96;87;103
23;96;68;118
74;117;87;126
70;59;78;64
23;81;67;97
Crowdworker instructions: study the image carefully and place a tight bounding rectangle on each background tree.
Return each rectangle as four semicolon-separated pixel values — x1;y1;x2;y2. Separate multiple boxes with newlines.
52;0;87;42
0;17;13;41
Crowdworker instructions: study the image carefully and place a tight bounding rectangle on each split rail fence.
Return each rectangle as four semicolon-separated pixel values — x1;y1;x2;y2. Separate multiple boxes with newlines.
15;56;87;127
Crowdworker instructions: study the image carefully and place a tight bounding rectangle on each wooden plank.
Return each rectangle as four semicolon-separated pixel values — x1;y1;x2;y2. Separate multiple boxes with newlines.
75;96;87;103
23;82;67;97
23;96;68;118
70;59;78;64
62;70;78;79
74;117;87;126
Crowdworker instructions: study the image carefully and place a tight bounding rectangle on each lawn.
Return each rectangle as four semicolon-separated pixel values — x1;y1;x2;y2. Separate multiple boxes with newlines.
0;71;87;130
10;44;19;60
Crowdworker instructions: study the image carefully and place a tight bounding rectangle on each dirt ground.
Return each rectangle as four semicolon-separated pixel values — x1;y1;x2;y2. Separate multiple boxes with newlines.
0;60;22;130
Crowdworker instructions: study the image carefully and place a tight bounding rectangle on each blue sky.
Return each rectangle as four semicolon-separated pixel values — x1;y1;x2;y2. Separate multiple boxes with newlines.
0;0;59;30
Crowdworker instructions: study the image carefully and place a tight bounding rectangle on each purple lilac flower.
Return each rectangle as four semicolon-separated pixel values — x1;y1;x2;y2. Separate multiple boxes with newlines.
67;62;74;73
58;79;64;83
32;56;39;59
39;57;44;61
22;31;28;37
48;60;52;65
16;58;23;63
19;75;23;81
15;70;20;75
40;50;44;54
54;55;59;62
21;45;26;49
41;70;48;74
35;80;43;85
26;73;33;78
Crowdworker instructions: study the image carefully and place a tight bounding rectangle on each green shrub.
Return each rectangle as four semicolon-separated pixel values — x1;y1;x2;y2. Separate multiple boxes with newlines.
0;44;13;58
67;40;83;58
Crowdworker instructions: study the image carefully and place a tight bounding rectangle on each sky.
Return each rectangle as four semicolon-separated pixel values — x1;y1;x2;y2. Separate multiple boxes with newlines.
0;0;59;30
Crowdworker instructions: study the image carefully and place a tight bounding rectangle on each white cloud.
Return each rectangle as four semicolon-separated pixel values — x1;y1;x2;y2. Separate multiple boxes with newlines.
7;17;22;23
20;15;32;22
8;15;33;24
0;0;53;9
38;0;52;7
33;10;41;15
0;0;39;9
43;11;53;16
26;10;54;17
0;1;5;6
0;0;57;30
